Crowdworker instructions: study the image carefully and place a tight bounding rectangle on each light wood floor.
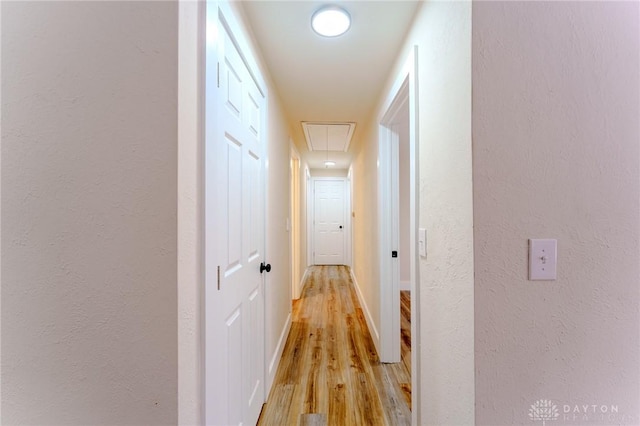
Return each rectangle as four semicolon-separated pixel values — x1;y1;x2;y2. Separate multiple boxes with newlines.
258;265;411;426
400;290;411;377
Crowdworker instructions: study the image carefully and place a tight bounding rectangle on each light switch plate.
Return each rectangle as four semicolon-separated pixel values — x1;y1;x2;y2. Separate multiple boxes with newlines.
529;239;557;280
419;228;427;257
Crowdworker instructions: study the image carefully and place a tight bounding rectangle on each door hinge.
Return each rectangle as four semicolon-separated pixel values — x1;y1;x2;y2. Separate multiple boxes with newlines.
217;62;220;88
217;266;221;290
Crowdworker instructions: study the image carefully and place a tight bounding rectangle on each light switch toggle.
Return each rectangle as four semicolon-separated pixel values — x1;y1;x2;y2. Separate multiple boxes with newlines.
529;239;557;281
418;228;427;257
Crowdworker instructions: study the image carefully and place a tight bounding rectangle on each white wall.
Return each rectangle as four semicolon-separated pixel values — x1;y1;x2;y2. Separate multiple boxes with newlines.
473;2;640;424
2;2;178;424
352;1;475;423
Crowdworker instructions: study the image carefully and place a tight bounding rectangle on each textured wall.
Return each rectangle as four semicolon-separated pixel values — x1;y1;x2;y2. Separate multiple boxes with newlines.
410;2;474;423
354;2;475;423
473;2;640;424
2;2;178;424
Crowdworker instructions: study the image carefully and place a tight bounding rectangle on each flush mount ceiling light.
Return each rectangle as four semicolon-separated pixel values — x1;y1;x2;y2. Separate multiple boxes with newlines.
311;6;351;37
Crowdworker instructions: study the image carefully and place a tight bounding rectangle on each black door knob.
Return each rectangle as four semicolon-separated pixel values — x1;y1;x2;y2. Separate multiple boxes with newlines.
260;262;271;273
339;225;343;229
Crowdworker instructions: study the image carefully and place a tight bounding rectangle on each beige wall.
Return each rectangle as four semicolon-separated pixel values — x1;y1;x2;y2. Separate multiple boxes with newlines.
409;2;474;423
351;123;382;344
351;1;475;423
264;87;294;388
310;168;349;178
6;2;636;425
2;2;178;424
473;2;640;424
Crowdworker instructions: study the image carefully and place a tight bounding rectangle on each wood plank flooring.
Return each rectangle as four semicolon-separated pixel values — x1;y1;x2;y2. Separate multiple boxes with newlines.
258;266;411;426
400;290;411;376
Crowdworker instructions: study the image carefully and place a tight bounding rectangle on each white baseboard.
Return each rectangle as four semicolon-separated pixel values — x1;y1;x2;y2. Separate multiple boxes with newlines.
349;268;380;355
266;311;291;394
400;280;411;291
295;268;310;299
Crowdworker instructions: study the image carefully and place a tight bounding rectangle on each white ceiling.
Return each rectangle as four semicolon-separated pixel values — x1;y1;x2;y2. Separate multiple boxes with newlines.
239;1;421;169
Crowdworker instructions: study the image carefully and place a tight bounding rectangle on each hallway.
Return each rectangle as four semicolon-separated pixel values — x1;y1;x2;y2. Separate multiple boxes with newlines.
258;266;411;426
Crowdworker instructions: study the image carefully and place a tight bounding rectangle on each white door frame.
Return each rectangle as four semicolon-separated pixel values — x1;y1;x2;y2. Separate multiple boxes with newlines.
378;46;420;425
378;118;401;363
308;177;351;266
177;1;205;423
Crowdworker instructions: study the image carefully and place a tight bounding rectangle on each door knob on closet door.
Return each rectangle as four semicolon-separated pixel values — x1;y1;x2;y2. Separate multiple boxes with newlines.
260;262;271;273
339;225;343;229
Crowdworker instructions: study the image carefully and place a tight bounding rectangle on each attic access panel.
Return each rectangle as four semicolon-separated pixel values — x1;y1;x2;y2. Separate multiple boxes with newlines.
302;122;356;152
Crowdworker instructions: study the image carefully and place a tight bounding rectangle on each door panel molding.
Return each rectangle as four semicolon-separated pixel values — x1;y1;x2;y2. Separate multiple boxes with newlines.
309;177;350;266
204;2;267;425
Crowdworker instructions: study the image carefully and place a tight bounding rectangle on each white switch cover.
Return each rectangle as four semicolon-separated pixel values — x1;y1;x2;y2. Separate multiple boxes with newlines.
418;228;427;257
529;239;557;280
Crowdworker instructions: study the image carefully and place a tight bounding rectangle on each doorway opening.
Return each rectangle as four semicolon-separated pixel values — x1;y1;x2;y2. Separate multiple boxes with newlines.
378;47;419;424
290;146;301;299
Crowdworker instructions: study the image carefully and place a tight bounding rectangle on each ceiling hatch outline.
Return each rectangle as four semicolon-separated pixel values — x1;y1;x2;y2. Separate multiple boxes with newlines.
302;122;356;153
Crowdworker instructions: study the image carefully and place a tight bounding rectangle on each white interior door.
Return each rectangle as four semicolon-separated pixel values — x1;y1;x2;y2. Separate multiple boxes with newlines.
313;179;346;265
205;4;266;425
